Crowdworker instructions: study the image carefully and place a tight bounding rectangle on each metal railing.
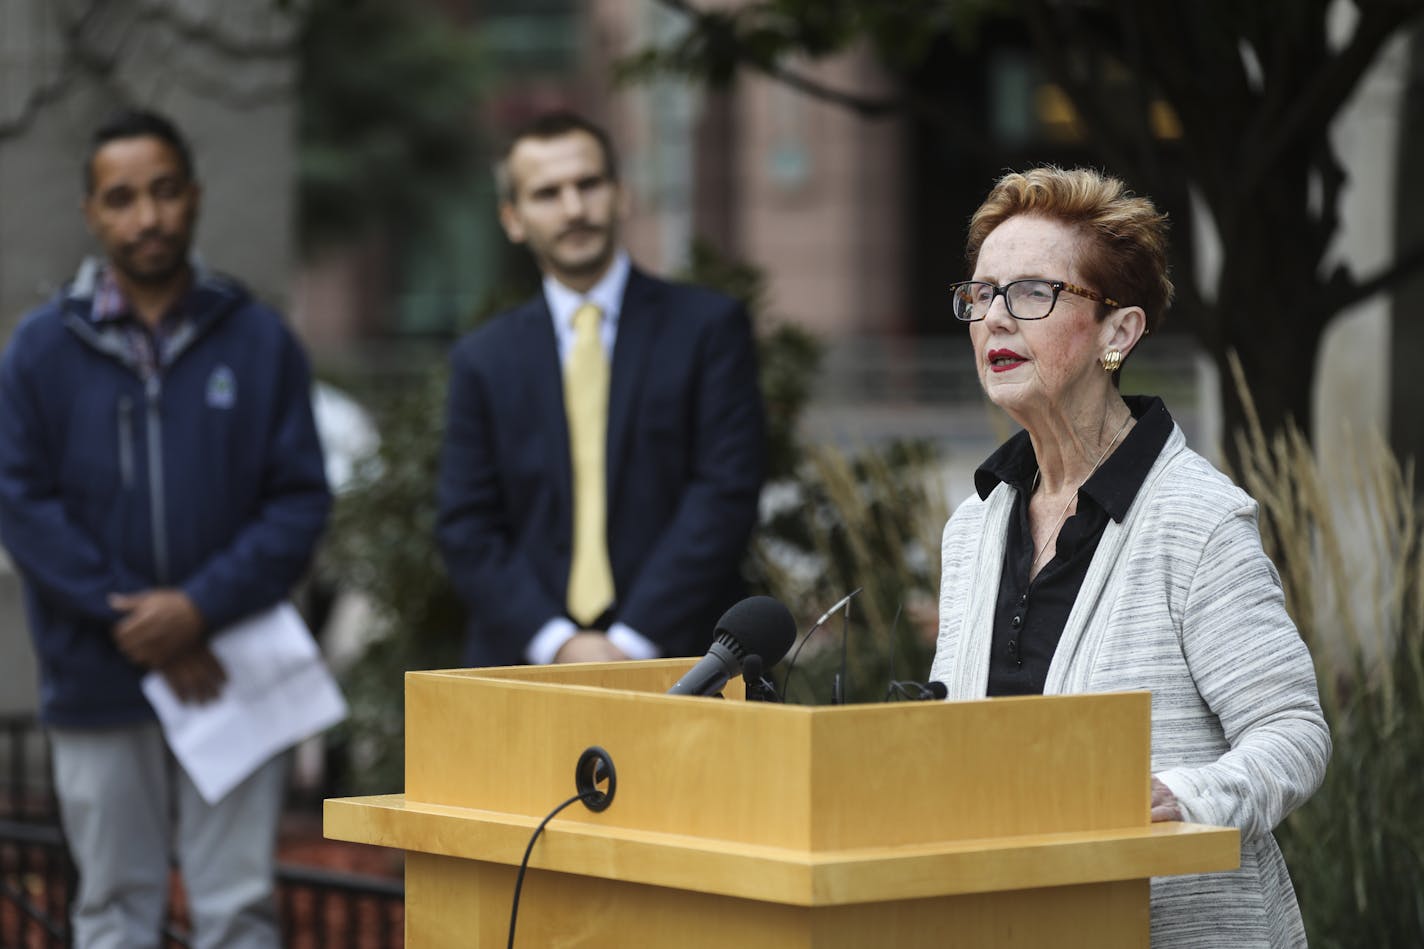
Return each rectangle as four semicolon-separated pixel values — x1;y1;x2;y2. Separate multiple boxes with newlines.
0;715;404;948
1;716;72;947
0;818;73;947
279;864;404;949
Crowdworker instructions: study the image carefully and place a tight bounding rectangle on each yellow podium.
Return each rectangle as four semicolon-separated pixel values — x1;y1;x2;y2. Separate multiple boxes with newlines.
324;659;1238;947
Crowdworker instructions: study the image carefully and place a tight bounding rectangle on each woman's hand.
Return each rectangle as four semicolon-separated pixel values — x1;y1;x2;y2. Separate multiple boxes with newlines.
1151;775;1183;822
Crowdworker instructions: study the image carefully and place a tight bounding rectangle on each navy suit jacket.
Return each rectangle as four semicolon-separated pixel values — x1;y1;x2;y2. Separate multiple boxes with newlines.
436;267;767;666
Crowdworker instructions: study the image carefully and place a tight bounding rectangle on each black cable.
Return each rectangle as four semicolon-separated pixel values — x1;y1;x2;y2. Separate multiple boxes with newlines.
780;588;862;703
882;602;906;702
507;791;594;949
833;597;852;704
778;623;821;701
885;680;933;701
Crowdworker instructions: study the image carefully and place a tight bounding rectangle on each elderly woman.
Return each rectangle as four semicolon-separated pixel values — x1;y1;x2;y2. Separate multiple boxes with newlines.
930;166;1330;947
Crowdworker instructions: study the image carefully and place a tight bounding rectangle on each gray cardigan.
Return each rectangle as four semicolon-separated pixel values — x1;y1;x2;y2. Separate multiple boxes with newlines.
932;425;1330;948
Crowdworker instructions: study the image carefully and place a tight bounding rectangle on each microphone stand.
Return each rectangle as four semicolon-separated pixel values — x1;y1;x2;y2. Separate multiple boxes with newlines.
741;654;781;703
832;597;852;705
778;587;862;704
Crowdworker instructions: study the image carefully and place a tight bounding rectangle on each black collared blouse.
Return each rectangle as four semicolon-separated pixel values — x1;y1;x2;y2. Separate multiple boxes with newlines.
973;395;1174;696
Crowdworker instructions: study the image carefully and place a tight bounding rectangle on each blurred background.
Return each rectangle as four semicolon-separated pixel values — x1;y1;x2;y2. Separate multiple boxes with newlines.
2;1;1423;945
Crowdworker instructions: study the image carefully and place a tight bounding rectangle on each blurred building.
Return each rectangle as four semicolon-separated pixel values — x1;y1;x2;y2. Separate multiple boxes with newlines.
284;1;1421;468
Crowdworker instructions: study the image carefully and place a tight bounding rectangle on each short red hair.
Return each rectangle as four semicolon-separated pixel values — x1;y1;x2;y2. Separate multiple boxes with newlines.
966;166;1174;334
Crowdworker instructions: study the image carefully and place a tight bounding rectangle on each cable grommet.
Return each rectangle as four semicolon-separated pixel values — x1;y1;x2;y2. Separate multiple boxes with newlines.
574;746;616;812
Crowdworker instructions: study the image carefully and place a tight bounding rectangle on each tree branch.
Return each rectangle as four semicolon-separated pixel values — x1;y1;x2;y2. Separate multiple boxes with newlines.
740;60;905;117
640;0;1009;165
136;3;301;61
1322;239;1424;315
1170;266;1216;349
0;1;108;140
646;0;906;118
0;1;298;140
0;71;76;140
1243;3;1421;191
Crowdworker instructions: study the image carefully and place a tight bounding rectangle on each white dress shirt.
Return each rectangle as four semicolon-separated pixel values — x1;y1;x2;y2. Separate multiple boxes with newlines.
525;251;660;664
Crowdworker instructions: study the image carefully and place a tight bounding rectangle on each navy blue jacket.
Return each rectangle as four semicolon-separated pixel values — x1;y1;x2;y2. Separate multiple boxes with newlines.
436;268;766;666
0;262;331;726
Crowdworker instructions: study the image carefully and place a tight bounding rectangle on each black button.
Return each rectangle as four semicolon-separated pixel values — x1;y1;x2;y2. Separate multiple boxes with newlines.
1019;594;1027;605
1007;640;1017;653
1010;614;1023;629
1015;659;1024;668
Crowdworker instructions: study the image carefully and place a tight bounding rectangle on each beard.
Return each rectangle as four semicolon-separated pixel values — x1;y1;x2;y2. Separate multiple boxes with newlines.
113;233;191;286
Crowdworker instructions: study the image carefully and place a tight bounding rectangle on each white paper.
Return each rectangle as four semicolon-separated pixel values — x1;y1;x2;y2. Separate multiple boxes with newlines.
142;601;348;804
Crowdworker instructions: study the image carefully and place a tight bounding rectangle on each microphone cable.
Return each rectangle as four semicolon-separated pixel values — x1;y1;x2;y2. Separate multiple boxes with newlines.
881;602;906;702
885;679;948;701
507;791;591;949
780;587;862;703
880;602;946;700
832;595;854;704
508;746;616;948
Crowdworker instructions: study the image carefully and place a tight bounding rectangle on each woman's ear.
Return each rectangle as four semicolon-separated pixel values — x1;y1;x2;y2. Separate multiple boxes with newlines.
1103;305;1147;359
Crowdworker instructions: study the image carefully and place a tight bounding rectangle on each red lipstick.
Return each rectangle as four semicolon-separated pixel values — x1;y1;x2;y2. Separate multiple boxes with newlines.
986;348;1028;373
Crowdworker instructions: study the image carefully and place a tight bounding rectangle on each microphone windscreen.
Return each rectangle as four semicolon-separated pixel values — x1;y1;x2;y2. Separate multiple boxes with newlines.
715;596;796;667
927;681;948;700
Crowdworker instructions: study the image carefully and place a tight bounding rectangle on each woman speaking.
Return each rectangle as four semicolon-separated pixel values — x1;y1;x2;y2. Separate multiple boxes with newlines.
930;166;1329;946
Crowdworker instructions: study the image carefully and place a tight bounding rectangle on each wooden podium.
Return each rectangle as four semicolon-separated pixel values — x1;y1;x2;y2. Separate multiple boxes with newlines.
324;659;1238;947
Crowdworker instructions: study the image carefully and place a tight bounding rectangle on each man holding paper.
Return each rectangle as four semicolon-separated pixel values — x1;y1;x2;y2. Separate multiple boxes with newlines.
0;109;331;949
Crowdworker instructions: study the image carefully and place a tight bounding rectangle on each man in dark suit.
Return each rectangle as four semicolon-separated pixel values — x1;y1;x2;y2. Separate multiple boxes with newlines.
437;112;766;666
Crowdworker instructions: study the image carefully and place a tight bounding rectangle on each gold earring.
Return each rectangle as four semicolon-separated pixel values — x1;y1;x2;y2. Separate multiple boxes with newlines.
1100;350;1123;373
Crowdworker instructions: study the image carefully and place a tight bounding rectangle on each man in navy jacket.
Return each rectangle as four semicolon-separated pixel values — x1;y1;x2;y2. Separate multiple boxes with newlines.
0;109;329;948
437;111;765;667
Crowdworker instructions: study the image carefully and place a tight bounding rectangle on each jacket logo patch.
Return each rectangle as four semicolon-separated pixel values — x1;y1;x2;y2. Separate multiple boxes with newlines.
206;365;237;409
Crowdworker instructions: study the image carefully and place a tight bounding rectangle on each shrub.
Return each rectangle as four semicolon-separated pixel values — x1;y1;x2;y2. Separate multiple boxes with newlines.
1230;355;1424;947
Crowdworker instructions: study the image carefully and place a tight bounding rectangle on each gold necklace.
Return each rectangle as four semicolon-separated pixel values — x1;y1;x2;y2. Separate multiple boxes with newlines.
1029;412;1133;575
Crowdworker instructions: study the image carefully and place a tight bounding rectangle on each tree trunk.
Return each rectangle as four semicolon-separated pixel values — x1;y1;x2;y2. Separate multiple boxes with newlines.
1212;330;1320;474
1207;260;1327;476
1190;121;1335;472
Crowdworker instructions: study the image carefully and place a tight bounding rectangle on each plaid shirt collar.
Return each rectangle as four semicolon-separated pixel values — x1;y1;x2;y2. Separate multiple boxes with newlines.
92;264;196;324
87;264;196;376
91;266;130;324
88;264;197;333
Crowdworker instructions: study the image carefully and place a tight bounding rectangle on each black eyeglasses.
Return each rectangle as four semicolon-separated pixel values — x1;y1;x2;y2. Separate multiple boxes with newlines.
950;279;1121;322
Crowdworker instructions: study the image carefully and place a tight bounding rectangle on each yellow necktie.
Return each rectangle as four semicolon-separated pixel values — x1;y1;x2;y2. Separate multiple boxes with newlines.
564;302;615;626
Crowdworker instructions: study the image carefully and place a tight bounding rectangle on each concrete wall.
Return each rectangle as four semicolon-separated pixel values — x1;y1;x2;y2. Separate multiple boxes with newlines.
0;0;299;715
1314;11;1415;466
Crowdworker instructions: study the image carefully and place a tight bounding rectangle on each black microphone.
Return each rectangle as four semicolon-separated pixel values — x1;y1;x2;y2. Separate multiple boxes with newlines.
741;654;782;703
742;654;763;691
668;596;796;697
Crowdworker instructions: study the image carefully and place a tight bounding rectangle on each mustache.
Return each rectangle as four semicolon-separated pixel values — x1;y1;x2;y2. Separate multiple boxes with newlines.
558;222;605;240
124;228;180;252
